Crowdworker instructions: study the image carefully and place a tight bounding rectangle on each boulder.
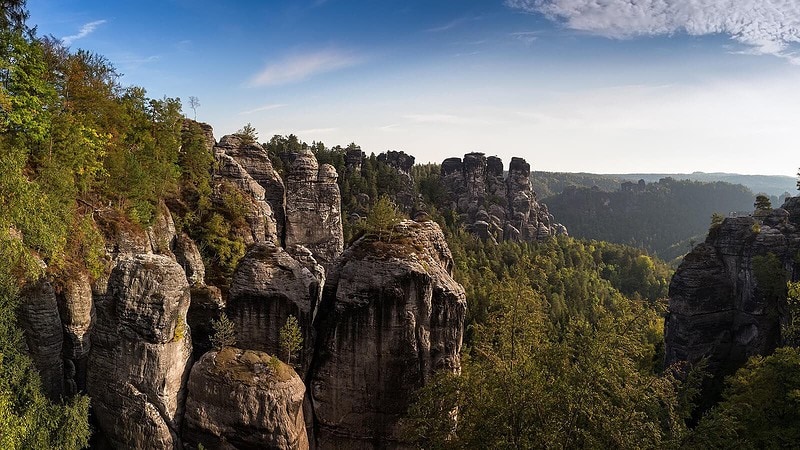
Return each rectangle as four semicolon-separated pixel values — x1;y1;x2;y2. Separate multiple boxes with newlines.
183;348;308;450
310;220;466;448
88;254;192;449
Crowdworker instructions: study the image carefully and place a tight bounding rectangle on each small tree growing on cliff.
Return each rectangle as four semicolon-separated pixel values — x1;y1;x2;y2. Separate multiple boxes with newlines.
210;312;236;349
754;194;772;211
235;122;258;145
365;194;403;242
280;315;303;367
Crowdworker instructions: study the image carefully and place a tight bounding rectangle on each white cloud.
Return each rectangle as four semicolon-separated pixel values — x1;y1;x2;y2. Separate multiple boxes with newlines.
249;50;361;87
511;31;540;45
62;20;106;45
238;103;287;115
403;113;495;126
297;127;337;135
506;0;800;62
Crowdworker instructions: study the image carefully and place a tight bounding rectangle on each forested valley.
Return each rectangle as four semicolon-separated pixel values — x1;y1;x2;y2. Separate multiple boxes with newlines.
1;1;799;448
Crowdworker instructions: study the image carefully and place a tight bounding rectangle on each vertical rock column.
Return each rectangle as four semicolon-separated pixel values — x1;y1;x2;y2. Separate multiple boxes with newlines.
87;254;192;449
285;149;344;270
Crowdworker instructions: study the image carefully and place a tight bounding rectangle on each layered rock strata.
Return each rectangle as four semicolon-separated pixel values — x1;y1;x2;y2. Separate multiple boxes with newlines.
665;200;800;402
310;219;467;449
88;254;192;449
440;153;565;242
183;348;309;450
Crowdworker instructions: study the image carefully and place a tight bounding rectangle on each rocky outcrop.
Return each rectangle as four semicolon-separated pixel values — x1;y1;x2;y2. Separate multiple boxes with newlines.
183;348;309;450
228;242;324;373
216;135;287;243
57;272;94;394
285;149;344;268
440;153;565;242
665;200;800;405
18;278;64;400
310;219;467;449
88;254;192;449
378;150;416;210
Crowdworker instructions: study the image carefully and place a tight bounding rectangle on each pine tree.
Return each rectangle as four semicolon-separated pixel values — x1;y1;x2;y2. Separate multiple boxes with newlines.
279;315;303;366
210;313;236;349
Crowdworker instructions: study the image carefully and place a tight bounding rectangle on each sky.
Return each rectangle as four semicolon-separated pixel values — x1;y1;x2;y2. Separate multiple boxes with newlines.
25;0;800;176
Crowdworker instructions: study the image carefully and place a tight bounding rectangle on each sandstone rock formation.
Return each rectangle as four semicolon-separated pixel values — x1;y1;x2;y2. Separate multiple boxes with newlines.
88;254;192;449
57;271;94;394
228;242;324;373
183;348;309;450
310;219;467;448
665;199;800;404
18;278;64;400
284;148;344;268
440;153;565;242
377;150;416;210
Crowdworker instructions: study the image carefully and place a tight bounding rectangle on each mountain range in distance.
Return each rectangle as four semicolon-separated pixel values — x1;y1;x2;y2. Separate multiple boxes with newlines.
532;171;796;199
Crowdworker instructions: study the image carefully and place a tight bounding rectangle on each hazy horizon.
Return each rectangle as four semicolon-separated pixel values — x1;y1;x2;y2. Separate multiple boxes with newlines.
28;0;800;176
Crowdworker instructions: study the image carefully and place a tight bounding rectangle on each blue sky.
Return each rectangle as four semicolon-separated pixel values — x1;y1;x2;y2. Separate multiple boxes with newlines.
27;0;800;176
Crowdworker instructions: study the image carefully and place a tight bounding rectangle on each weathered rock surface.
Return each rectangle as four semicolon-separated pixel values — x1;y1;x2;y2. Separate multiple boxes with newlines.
440;153;565;242
285;149;344;268
147;201;178;258
57;271;94;393
665;201;800;405
18;278;64;400
217;135;287;244
377;150;416;210
183;348;309;450
310;219;466;449
88;254;192;449
228;242;324;373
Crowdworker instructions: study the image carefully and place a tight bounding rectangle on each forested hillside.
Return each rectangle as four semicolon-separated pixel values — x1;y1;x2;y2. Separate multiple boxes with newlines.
2;1;799;448
544;177;755;262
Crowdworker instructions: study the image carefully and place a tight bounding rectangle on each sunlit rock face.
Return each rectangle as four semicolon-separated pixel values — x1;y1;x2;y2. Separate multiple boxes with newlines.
183;348;309;450
440;153;566;243
309;219;466;449
87;254;192;449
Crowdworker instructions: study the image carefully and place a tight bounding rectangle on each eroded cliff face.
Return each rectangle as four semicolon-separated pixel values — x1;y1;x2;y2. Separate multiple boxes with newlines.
183;348;309;450
88;254;193;449
17;124;468;449
310;219;467;449
441;153;566;243
665;199;800;402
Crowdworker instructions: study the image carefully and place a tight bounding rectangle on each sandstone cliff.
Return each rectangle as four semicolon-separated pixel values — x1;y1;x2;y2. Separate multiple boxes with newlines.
665;199;800;404
441;153;566;242
183;348;309;450
309;219;467;449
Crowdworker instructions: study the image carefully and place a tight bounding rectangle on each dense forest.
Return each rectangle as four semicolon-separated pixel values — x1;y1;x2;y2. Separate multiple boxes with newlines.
543;177;756;262
1;1;799;448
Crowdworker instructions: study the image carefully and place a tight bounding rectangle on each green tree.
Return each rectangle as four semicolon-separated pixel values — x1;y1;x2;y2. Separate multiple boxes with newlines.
365;194;403;241
784;281;800;347
754;194;772;211
688;347;800;448
279;315;303;367
210;313;236;350
235;122;258;145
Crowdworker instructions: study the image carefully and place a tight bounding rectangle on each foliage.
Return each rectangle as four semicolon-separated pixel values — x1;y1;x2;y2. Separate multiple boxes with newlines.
405;265;688;449
279;315;303;366
687;347;800;448
754;194;772;211
234;122;258;145
210;313;236;350
542;177;755;262
784;282;800;347
363;194;403;241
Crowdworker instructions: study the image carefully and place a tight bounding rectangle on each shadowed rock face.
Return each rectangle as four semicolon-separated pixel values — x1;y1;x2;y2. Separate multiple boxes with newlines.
88;254;192;450
665;201;800;405
310;220;466;449
440;153;565;243
18;278;64;400
57;272;94;394
183;348;309;450
228;242;325;374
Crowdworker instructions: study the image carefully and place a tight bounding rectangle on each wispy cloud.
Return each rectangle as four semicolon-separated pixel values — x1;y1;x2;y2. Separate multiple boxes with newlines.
238;103;287;115
248;49;361;87
62;20;106;45
510;31;539;45
427;15;483;33
506;0;800;63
